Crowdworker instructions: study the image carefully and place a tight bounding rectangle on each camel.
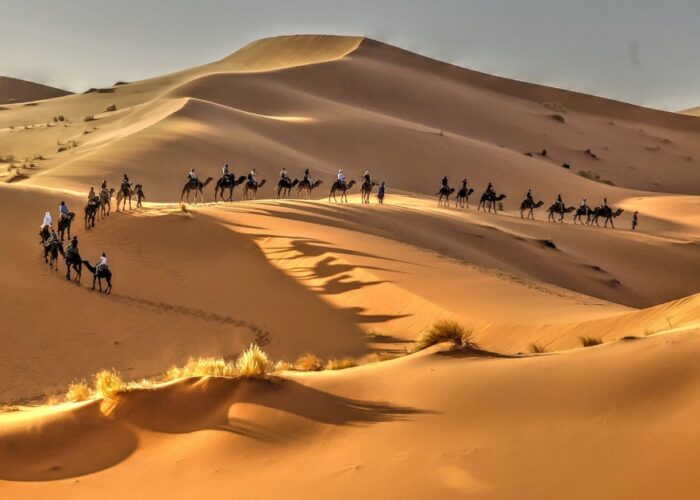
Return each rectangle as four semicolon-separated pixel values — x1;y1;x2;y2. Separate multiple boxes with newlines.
180;177;214;204
64;247;82;283
297;179;323;199
520;199;544;220
360;179;377;204
43;237;64;271
478;192;507;213
574;205;594;225
57;212;75;241
591;207;624;228
277;178;300;199
84;200;99;229
82;260;112;293
329;179;356;203
455;187;475;208
214;175;247;202
547;203;576;223
243;179;267;200
99;188;115;218
437;187;455;207
116;183;142;212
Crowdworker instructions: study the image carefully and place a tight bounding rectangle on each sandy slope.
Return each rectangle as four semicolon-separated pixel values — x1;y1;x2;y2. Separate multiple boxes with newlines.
3;329;700;499
0;34;699;498
0;76;71;105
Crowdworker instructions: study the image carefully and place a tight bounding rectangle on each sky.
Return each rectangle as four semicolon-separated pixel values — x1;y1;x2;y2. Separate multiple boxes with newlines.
2;0;700;111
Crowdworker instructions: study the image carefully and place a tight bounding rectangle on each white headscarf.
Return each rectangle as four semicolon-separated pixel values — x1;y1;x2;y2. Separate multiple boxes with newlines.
43;212;52;226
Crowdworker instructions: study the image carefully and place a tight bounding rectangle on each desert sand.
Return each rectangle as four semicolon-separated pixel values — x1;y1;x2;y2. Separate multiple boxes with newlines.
1;35;699;499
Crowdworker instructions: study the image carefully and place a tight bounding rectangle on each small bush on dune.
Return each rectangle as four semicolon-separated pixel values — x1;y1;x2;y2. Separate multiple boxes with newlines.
236;344;271;378
105;104;117;112
529;343;548;354
326;357;357;370
84;115;96;122
294;353;324;371
94;369;124;398
273;360;294;372
580;336;603;347
167;357;236;379
66;381;91;402
414;320;475;351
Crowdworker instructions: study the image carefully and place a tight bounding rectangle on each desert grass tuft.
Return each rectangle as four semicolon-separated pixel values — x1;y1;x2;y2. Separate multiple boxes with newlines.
294;353;324;371
529;343;548;354
66;380;91;402
167;357;236;379
273;360;294;373
413;320;475;351
325;357;358;370
236;344;271;378
94;369;124;398
579;336;603;347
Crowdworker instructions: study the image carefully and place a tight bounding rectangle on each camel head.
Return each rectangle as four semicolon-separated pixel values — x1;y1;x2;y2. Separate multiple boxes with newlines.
291;178;300;187
258;179;267;188
312;180;323;189
347;180;356;188
613;208;624;217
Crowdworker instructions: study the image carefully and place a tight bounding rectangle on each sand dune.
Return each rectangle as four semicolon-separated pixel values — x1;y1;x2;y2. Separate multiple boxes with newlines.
0;76;71;105
1;34;699;498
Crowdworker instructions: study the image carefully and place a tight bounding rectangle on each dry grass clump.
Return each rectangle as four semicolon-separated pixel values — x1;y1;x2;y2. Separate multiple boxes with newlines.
105;104;117;112
414;320;475;351
325;357;358;370
580;336;603;347
236;344;271;378
273;360;294;372
529;343;548;354
94;369;124;398
180;203;189;213
84;115;96;122
65;380;91;402
294;353;324;371
167;357;236;379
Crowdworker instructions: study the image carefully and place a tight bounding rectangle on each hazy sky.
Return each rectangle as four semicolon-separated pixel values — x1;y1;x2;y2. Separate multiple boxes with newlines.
3;0;700;110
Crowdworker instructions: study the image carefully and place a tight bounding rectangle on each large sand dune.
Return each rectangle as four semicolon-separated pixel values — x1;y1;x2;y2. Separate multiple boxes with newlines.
0;76;71;105
1;34;699;498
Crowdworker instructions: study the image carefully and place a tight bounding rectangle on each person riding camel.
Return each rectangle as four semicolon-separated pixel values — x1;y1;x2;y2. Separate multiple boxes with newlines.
42;211;52;230
303;168;312;185
247;169;257;187
101;179;108;190
66;236;79;256
280;167;289;180
222;163;230;181
88;187;98;203
555;194;564;212
121;174;131;189
364;170;371;184
337;169;346;187
96;252;108;273
581;197;587;208
485;182;494;196
526;189;533;203
187;169;198;184
441;176;449;190
602;197;610;211
59;201;70;222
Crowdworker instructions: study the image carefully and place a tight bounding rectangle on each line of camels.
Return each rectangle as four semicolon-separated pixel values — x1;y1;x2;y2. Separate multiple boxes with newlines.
438;182;623;227
39;224;112;293
179;174;372;204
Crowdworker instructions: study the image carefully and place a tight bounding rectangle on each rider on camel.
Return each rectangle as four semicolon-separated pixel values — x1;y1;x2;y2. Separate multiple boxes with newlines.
303;168;312;184
526;189;533;205
248;169;257;187
66;236;79;256
121;173;131;189
602;197;609;211
59;201;70;221
280;167;289;180
555;194;564;212
88;187;98;203
187;169;198;184
485;182;494;196
364;170;371;185
222;164;230;181
337;169;346;187
96;252;108;273
42;211;52;229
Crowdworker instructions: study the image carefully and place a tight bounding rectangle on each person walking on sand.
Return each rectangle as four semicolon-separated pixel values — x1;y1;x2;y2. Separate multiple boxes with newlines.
136;185;146;208
377;181;386;204
632;211;639;231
